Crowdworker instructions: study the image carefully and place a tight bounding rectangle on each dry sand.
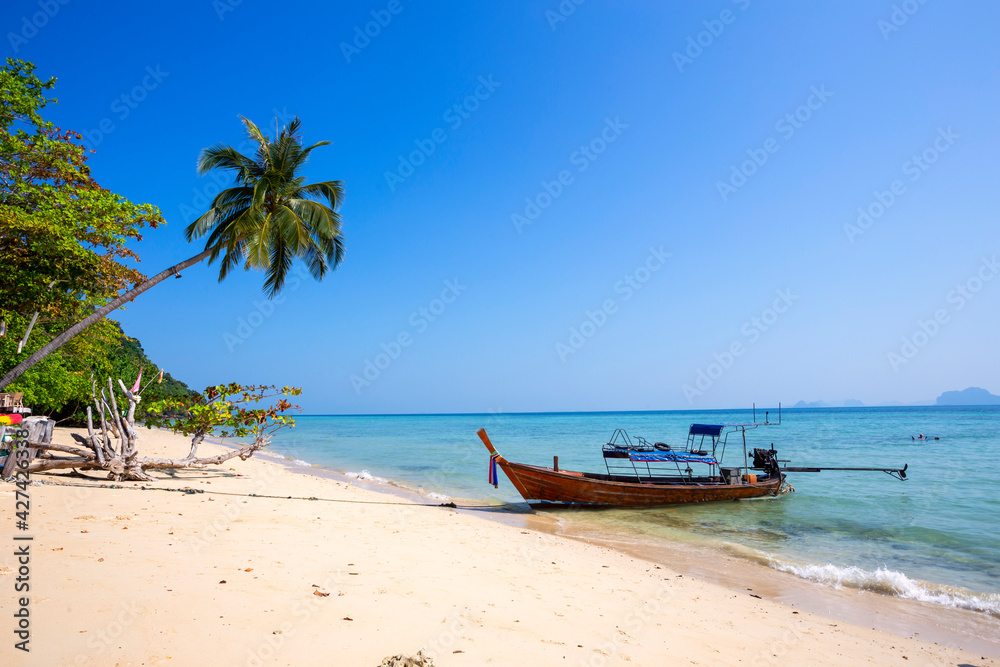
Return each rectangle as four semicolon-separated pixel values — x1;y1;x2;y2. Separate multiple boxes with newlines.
1;427;996;666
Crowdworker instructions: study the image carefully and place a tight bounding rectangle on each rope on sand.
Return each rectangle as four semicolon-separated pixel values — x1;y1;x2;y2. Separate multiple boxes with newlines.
16;478;510;510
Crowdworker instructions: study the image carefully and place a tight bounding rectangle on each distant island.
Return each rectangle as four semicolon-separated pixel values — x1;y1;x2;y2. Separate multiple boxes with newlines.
935;387;1000;406
791;387;1000;408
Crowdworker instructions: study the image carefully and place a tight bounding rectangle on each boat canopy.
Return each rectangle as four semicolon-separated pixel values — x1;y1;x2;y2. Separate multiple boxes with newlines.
689;424;725;437
629;451;718;465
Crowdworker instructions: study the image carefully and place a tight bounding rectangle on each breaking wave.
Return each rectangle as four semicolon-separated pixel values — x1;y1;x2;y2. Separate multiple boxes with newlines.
711;541;1000;615
344;470;389;484
769;560;1000;616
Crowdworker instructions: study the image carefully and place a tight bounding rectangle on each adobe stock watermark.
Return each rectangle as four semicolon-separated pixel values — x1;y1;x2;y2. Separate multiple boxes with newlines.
243;571;347;666
877;0;931;41
185;464;283;553
887;255;997;372
749;628;804;667
222;264;311;353
545;0;586;30
683;288;798;403
421;615;465;661
213;0;243;21
414;436;483;505
511;116;627;233
673;0;752;73
556;246;670;362
384;75;502;192
179;170;231;224
340;0;411;63
844;126;958;244
716;85;832;202
80;65;170;151
579;579;674;666
350;279;467;394
73;600;143;664
179;106;297;223
7;0;71;53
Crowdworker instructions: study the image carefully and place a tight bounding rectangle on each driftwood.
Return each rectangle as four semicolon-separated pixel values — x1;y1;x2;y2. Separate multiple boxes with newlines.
19;377;281;481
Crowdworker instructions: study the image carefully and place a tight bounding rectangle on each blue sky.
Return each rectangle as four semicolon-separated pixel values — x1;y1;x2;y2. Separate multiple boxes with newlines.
6;0;999;413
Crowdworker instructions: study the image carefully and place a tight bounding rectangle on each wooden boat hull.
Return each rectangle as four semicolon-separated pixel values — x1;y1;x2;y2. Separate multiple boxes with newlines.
479;429;783;509
499;459;783;508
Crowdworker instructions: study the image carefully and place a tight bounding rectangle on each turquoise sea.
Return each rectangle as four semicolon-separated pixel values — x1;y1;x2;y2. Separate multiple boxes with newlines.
265;406;1000;618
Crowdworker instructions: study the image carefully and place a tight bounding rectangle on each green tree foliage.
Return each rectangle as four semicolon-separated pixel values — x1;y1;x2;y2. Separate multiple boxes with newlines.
0;58;163;314
145;384;301;445
1;310;114;417
2;317;192;423
0;58;174;419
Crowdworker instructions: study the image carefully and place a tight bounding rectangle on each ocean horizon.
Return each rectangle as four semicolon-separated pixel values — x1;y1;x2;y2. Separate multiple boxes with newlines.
296;403;993;417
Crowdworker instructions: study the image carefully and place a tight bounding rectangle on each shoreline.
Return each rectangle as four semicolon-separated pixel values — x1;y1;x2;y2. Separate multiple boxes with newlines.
2;426;996;665
241;436;1000;658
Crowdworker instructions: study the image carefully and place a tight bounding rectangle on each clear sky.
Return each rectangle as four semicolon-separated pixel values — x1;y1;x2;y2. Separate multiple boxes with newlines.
6;1;999;414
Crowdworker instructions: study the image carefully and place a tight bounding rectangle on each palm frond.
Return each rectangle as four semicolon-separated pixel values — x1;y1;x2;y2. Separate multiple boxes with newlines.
298;181;345;210
262;232;293;297
215;240;246;282
210;185;254;210
185;209;218;242
291;140;331;173
196;145;255;180
288;198;339;238
239;116;269;151
278;204;317;255
203;206;261;251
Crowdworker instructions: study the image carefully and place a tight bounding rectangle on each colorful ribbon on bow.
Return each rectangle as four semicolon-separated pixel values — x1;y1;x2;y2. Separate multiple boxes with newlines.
489;452;501;488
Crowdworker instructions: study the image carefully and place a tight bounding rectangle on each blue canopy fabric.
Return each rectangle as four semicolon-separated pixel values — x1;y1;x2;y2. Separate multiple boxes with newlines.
689;424;724;437
629;451;718;465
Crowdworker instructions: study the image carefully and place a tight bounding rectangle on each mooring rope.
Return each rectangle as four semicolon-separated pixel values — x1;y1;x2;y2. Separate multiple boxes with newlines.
18;478;510;510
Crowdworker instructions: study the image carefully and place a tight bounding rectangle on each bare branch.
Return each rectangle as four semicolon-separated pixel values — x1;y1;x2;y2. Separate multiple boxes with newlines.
138;437;269;470
29;440;96;459
27;459;101;472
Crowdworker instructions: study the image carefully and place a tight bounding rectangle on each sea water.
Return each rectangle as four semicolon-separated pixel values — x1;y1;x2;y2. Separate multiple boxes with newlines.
265;406;1000;617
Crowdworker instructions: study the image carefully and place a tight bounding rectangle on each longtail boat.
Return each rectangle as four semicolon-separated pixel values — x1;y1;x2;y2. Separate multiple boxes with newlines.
477;409;907;509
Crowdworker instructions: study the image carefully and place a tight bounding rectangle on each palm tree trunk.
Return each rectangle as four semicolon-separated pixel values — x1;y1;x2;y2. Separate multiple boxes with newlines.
0;247;216;390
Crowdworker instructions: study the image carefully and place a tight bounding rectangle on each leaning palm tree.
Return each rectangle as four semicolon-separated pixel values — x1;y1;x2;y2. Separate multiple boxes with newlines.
0;116;344;389
188;116;344;296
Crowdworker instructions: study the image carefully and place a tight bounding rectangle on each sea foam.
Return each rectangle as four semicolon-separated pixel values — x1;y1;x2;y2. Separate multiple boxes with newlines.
768;559;1000;616
345;470;390;484
345;471;452;502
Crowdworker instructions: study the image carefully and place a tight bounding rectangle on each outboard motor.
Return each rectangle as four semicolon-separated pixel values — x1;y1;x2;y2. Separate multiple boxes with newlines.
752;447;780;477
